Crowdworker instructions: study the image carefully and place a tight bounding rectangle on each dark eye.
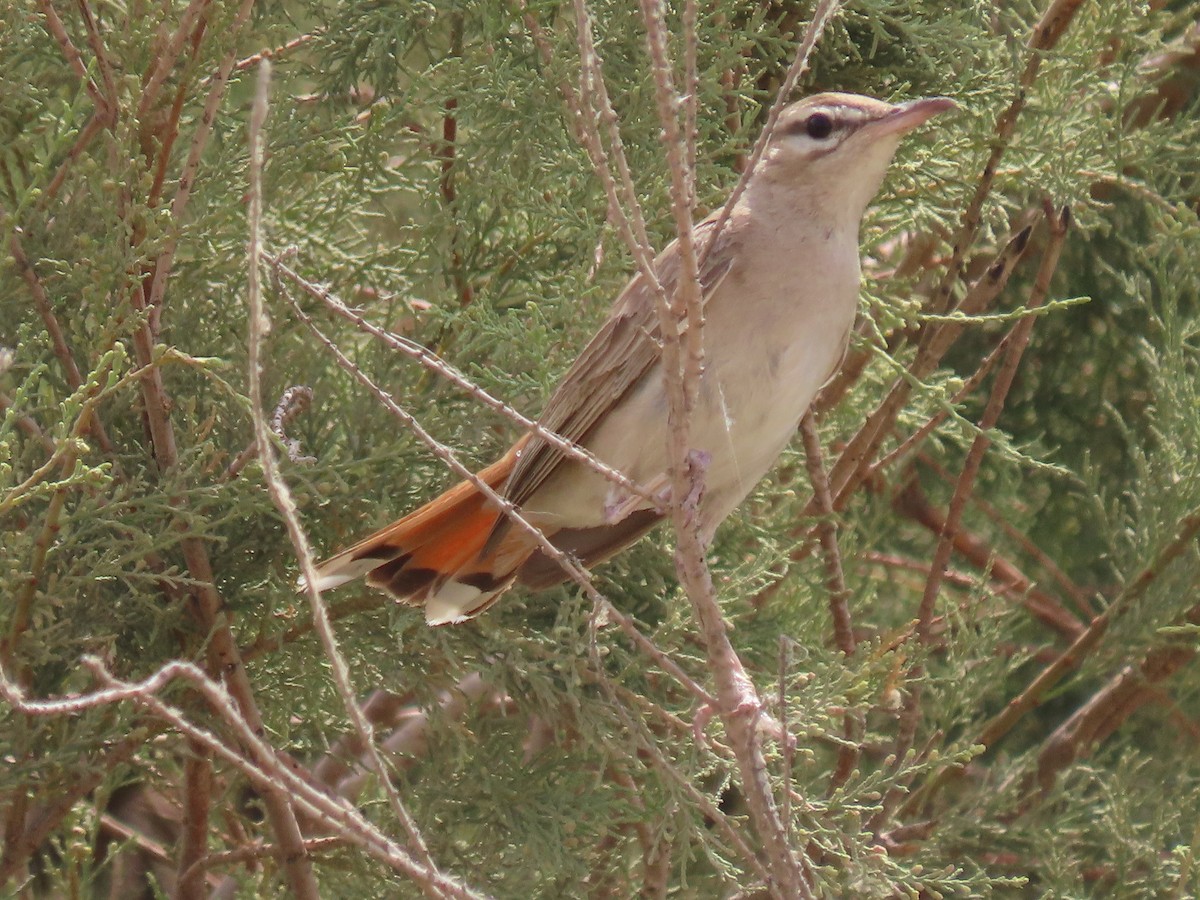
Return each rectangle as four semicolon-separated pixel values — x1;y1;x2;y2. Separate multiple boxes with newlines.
805;112;834;140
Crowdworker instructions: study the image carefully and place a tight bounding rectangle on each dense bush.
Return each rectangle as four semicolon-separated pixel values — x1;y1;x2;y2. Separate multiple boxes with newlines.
2;0;1198;895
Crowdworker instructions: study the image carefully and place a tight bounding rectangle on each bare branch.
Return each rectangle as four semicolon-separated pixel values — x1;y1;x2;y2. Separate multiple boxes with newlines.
276;262;659;509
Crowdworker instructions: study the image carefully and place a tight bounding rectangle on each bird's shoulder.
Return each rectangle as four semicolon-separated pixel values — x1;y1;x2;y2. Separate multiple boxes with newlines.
609;207;747;321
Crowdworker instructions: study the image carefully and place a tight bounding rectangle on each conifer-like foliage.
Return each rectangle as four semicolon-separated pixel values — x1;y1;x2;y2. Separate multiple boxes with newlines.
2;0;1199;895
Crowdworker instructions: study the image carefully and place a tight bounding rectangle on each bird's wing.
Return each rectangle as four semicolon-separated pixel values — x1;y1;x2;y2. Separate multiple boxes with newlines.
502;213;738;510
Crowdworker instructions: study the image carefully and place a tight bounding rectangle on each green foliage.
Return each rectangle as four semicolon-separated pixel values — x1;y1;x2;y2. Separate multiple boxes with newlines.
2;0;1199;896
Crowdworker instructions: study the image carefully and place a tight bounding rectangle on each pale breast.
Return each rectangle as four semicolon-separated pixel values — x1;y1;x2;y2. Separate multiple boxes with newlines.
524;224;861;535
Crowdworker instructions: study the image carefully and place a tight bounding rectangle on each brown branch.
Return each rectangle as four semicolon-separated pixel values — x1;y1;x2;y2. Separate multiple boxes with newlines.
907;503;1200;815
240;592;384;663
920;453;1096;621
637;0;817;892
119;76;320;893
44;113;110;203
876;205;1071;835
588;660;775;889
247;66;438;880
136;0;216;123
864;330;1012;482
800;415;855;657
1032;601;1200;793
11;232;82;388
0;390;55;455
73;0;117;108
891;478;1085;640
176;748;214;899
146;12;210;210
822;221;1033;512
799;415;860;793
3;354;120;682
36;0;111;119
141;0;256;335
310;690;414;789
332;674;496;800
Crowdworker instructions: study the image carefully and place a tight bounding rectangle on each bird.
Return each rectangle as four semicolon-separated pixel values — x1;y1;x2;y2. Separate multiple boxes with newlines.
308;92;956;625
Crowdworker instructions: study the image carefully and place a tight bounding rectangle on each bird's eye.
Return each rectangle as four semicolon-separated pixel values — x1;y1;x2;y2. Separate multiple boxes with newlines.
805;112;834;140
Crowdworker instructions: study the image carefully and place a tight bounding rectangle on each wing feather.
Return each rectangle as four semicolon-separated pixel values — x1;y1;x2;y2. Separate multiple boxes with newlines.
503;214;737;508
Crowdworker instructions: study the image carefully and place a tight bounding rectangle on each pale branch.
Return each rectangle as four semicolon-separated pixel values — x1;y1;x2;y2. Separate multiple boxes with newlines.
0;659;484;898
275;259;659;509
207;31;322;84
286;283;716;708
246;62;440;885
180;836;345;885
223;384;315;481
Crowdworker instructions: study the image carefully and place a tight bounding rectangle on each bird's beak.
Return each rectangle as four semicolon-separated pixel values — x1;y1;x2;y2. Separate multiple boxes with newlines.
869;97;958;137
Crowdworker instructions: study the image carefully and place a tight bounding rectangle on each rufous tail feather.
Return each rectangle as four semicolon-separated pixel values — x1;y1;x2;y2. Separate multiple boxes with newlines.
305;438;540;624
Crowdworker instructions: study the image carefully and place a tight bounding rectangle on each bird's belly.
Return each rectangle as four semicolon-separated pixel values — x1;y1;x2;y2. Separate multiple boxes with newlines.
526;277;857;532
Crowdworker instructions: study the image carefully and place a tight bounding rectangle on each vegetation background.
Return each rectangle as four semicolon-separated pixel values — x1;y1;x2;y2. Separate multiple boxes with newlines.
1;0;1198;895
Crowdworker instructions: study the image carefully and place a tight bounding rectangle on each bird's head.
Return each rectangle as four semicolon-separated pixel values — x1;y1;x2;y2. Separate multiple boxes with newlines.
755;92;956;219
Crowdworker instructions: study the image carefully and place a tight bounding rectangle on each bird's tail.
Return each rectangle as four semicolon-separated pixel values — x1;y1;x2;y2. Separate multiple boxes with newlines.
306;441;539;624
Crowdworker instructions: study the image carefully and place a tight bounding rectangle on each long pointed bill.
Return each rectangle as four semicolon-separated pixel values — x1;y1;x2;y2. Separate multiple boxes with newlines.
869;97;958;138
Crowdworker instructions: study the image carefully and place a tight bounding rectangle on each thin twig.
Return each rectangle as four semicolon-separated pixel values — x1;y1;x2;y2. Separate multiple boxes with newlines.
1030;601;1200;794
891;477;1085;640
136;0;216;123
181;836;344;884
281;280;717;708
204;31;321;85
824;222;1034;511
0;660;483;898
247;62;441;883
36;0;111;118
276;262;659;509
800;415;855;657
141;0;256;334
906;502;1200;817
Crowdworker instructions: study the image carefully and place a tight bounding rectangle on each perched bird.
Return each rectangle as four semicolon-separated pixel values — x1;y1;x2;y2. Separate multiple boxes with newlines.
309;92;955;624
